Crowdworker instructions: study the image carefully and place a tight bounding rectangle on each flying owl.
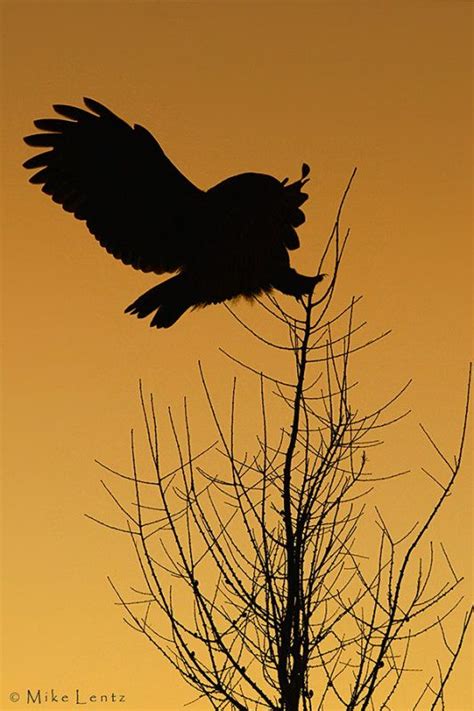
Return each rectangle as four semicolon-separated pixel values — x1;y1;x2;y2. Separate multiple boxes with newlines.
24;98;323;328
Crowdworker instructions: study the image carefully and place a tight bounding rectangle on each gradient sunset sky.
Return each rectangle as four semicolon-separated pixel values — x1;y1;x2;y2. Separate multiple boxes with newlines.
1;2;472;709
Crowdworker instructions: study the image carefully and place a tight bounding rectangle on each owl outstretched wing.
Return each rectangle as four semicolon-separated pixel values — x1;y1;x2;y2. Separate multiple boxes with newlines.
24;98;205;273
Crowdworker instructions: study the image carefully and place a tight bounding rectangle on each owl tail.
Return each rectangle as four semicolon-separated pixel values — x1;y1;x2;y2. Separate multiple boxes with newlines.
125;274;192;328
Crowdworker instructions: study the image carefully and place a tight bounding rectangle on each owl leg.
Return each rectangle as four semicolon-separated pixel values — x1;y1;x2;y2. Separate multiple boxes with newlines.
271;269;325;298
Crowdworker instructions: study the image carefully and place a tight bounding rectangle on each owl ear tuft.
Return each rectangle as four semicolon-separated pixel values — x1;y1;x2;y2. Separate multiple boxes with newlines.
301;163;310;179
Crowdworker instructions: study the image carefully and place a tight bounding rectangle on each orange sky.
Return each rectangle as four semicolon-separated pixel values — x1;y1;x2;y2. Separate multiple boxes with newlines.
1;2;472;710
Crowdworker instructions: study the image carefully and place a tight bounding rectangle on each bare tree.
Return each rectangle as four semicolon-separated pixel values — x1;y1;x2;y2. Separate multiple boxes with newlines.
89;171;472;710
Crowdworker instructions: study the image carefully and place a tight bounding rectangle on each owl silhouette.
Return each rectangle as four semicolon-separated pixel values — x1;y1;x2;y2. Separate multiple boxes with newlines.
24;98;323;328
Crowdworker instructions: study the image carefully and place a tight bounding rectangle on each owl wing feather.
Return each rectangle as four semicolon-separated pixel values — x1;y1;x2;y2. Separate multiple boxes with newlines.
23;98;205;274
